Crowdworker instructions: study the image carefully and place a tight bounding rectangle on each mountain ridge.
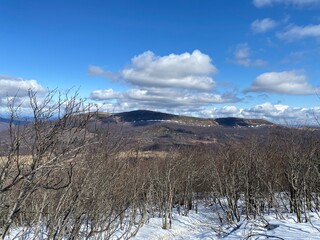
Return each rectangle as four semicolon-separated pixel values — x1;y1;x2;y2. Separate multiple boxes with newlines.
0;109;275;132
95;109;275;128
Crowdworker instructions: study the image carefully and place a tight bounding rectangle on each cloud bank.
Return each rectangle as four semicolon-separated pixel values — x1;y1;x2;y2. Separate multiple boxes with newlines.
201;102;320;125
90;50;239;113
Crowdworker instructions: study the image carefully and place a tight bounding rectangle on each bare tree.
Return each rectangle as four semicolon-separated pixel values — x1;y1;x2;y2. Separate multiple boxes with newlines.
0;89;97;238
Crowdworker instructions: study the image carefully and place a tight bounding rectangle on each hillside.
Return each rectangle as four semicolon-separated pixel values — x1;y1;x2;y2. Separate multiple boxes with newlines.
0;110;284;153
0;117;10;132
1;110;313;154
96;110;274;128
87;110;278;151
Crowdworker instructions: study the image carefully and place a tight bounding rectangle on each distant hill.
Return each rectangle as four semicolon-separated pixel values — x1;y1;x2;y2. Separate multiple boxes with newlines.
95;110;275;128
0;117;11;124
85;110;279;151
214;117;273;127
0;118;10;132
1;110;318;154
0;117;30;132
0;122;9;132
1;110;274;129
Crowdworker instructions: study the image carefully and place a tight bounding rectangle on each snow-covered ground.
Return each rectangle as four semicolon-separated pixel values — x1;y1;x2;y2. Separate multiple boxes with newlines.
5;203;320;239
133;204;320;240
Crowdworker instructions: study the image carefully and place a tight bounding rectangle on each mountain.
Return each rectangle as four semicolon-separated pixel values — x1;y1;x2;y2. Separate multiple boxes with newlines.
214;117;272;127
96;110;274;128
0;122;9;132
0;117;30;132
88;110;278;151
1;110;318;154
1;110;274;129
0;118;10;132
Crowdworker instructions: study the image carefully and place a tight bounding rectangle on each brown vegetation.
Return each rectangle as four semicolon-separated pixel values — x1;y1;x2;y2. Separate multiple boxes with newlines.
0;91;320;239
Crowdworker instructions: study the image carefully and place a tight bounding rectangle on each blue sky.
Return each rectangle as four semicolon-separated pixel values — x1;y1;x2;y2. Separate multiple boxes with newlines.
1;0;320;123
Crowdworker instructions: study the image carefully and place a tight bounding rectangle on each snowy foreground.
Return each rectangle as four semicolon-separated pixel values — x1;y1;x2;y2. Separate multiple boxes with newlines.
132;204;320;240
6;203;320;239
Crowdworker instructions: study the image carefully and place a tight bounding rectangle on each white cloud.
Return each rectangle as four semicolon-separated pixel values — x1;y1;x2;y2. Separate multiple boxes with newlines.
126;88;182;103
277;24;320;40
0;75;45;98
253;0;320;8
246;71;319;95
0;75;46;115
88;65;116;80
232;43;267;67
201;102;320;125
90;89;123;100
251;18;277;33
90;87;239;111
244;102;317;124
220;106;239;114
89;50;239;113
90;50;217;91
250;102;289;113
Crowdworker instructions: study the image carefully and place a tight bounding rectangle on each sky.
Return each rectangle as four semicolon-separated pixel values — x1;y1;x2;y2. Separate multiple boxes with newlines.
1;0;320;124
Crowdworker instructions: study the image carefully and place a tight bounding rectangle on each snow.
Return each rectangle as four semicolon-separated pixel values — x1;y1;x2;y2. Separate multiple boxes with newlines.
4;203;320;239
132;206;216;240
132;204;320;240
132;119;214;127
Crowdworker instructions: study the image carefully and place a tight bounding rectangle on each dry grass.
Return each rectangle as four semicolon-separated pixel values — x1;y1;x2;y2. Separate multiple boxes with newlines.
0;155;33;163
118;150;167;160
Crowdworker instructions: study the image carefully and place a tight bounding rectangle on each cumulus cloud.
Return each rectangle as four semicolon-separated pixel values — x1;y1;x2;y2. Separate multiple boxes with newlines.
0;75;46;114
253;0;320;8
246;71;319;95
277;24;320;41
0;75;45;98
201;102;320;124
90;89;123;100
89;50;239;113
232;43;267;67
251;18;277;33
90;87;240;111
250;102;289;114
90;50;217;91
240;103;318;124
